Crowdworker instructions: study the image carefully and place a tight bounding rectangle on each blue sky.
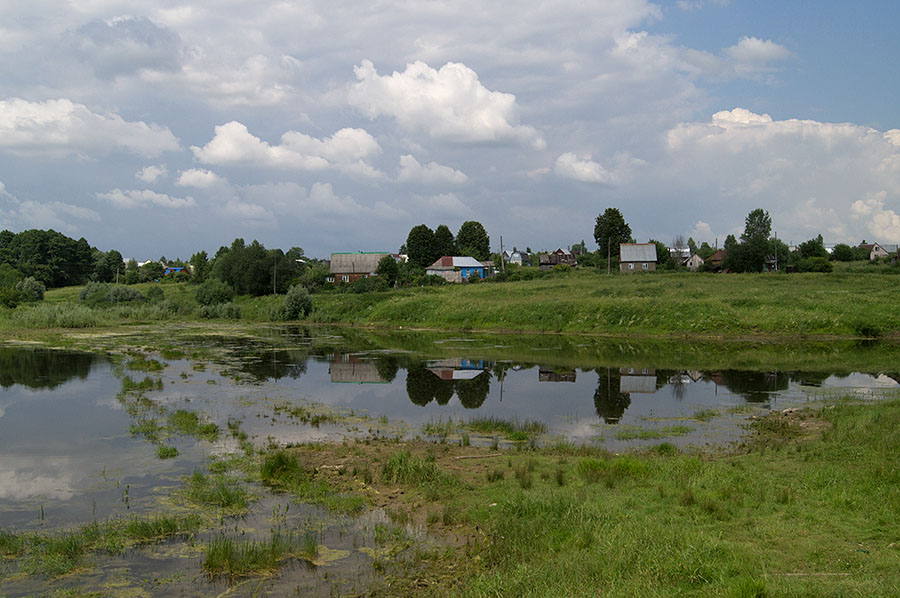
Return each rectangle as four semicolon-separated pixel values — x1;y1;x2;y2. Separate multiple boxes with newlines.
1;0;899;259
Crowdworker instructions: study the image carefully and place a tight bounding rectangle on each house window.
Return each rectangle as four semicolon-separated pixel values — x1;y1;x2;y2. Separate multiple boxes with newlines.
628;263;634;270
642;263;649;270
326;276;334;283
341;275;349;283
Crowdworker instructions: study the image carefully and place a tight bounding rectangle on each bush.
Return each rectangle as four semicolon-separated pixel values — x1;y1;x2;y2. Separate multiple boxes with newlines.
195;279;235;306
797;257;833;273
283;285;313;319
15;277;45;302
0;287;22;308
199;302;242;319
145;286;165;303
79;282;144;306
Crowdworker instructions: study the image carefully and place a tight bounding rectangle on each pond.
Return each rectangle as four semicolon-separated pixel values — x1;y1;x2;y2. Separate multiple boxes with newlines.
1;328;898;596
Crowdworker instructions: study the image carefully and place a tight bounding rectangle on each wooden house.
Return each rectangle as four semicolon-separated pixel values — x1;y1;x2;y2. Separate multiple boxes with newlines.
328;252;395;285
619;243;657;273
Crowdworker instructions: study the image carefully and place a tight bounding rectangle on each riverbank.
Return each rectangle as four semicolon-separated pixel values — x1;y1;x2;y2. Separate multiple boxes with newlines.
311;270;900;339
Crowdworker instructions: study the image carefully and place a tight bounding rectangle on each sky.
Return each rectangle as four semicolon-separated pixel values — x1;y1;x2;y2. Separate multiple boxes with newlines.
1;0;899;260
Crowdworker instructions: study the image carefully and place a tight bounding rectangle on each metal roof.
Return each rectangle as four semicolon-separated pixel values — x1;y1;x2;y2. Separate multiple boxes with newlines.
426;256;486;270
619;243;657;262
329;252;391;274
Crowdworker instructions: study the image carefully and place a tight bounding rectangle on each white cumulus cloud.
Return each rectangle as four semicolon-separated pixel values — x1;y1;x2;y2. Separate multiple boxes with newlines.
176;168;225;188
0;98;180;158
349;60;545;149
98;188;196;209
554;153;613;184
136;164;167;183
397;155;468;185
191;121;383;177
851;193;900;243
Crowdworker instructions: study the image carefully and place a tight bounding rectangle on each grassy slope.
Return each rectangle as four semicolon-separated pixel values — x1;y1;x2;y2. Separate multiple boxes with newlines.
312;269;900;338
306;399;900;597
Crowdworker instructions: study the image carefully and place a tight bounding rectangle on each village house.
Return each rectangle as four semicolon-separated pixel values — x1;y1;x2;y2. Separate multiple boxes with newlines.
327;252;397;285
426;256;487;283
538;248;577;270
508;251;528;266
684;253;705;271
706;249;727;271
858;243;889;260
619;243;657;273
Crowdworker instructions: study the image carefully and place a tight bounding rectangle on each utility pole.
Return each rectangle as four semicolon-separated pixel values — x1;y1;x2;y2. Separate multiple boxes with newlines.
500;235;506;273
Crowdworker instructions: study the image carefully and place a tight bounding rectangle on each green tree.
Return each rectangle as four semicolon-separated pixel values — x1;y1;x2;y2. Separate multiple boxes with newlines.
139;261;164;282
189;251;210;284
433;224;456;257
456;221;490;260
406;224;436;268
687;237;698;255
15;276;45;302
93;249;124;283
650;239;672;270
798;234;828;259
741;209;772;244
375;254;399;287
283;284;313;319
831;243;854;262
697;242;715;260
593;208;632;260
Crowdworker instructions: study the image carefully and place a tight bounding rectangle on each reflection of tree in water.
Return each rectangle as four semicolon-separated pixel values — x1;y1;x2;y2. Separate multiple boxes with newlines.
712;370;790;403
0;348;98;390
434;379;455;405
374;356;400;383
788;371;832;387
594;368;630;424
233;348;309;381
456;371;491;409
406;364;438;406
405;365;491;408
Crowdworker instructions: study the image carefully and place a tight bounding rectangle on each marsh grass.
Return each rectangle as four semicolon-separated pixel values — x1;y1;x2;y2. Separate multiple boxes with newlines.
169;409;219;441
462;417;547;441
183;470;251;512
120;375;163;393
615;425;693;440
382;451;461;499
203;529;318;579
156;445;179;459
272;401;339;428
1;514;201;577
125;354;165;372
259;450;365;514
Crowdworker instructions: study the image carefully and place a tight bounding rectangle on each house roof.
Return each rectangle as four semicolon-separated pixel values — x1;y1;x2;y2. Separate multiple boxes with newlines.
426;256;486;270
329;252;391;274
707;250;727;263
619;243;657;262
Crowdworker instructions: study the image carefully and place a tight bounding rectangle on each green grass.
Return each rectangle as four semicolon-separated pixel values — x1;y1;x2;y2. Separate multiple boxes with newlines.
0;515;202;577
311;269;900;339
614;424;693;440
416;398;900;597
156;444;179;459
203;529;318;579
169;409;219;441
461;416;547;441
182;470;251;512
259;450;366;514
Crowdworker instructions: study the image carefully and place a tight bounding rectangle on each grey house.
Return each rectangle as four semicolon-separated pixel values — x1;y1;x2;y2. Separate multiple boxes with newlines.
619;243;657;273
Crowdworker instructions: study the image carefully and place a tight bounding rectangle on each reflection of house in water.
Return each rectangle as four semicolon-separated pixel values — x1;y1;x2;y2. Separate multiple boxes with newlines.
619;367;657;393
329;353;389;384
427;358;490;380
538;367;577;382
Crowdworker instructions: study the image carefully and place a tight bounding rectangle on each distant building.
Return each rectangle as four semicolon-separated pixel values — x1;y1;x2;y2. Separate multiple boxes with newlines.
684;253;705;271
426;256;487;283
858;243;889;260
706;250;727;271
508;251;528;266
619;243;657;273
538;248;577;270
327;252;396;285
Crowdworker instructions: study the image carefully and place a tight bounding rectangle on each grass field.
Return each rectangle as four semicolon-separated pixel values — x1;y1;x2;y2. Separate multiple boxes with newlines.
311;269;900;338
3;268;900;340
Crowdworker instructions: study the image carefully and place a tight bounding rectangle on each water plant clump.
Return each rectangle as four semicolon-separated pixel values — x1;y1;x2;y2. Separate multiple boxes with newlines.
462;416;547;441
169;409;219;441
203;529;318;579
183;470;251;512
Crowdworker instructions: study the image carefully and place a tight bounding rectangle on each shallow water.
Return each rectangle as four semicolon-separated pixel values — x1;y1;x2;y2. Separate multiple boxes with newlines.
1;331;898;595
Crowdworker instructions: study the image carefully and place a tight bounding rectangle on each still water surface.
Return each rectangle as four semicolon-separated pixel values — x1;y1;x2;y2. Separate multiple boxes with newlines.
1;331;898;595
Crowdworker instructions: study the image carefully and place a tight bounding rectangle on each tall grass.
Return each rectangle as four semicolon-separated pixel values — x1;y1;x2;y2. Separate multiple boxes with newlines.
203;529;318;579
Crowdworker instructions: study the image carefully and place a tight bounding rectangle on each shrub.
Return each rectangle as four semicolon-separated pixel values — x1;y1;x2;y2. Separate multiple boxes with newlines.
79;282;144;306
15;277;45;302
797;257;833;273
195;279;235;306
145;286;165;303
0;287;21;308
199;302;242;319
283;285;312;319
